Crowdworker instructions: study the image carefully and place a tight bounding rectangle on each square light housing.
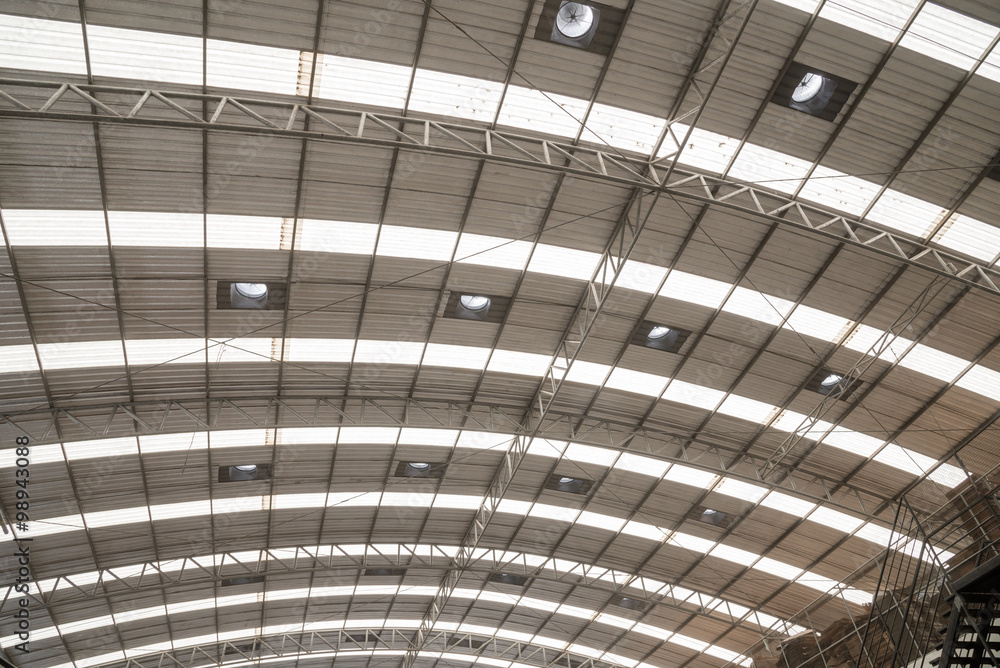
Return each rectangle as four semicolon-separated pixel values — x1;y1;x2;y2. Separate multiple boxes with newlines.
632;320;690;353
218;463;272;483
544;473;594;495
534;0;624;55
771;62;858;121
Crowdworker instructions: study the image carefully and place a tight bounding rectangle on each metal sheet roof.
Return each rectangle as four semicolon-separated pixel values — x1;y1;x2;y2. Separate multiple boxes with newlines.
1;1;1000;667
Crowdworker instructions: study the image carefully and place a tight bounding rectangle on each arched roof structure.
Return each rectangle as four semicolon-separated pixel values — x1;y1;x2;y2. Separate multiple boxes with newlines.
1;1;1000;667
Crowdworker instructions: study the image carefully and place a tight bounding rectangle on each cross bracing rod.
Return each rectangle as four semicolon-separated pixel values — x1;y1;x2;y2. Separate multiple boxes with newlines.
84;629;625;668
407;190;672;664
2;78;999;296
0;544;790;635
0;395;890;518
759;275;952;477
655;0;758;180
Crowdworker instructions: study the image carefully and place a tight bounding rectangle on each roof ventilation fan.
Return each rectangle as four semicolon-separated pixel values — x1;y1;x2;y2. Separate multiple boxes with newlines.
551;1;600;48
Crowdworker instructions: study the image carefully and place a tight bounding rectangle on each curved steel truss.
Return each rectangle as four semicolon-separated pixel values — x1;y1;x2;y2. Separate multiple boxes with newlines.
0;544;796;636
1;78;997;296
84;629;628;668
0;395;890;518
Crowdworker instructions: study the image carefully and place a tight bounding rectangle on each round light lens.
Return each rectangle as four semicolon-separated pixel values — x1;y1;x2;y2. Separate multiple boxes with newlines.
233;465;258;473
558;476;576;485
460;295;490;311
792;73;824;103
555;2;595;38
234;283;268;299
820;373;844;388
409;462;431;470
647;325;672;340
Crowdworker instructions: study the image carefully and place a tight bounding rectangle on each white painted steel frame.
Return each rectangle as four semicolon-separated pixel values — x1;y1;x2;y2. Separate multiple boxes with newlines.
1;79;998;298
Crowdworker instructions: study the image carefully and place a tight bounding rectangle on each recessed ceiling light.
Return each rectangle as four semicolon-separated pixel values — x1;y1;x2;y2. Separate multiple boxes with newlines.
460;295;491;311
229;282;270;309
810;369;857;398
773;63;857;121
234;283;267;299
613;595;649;612
634;321;689;352
220;463;270;483
647;325;672;340
546;474;592;494
693;507;732;528
395;461;446;479
363;567;406;576
820;373;844;388
489;573;529;586
452;293;502;322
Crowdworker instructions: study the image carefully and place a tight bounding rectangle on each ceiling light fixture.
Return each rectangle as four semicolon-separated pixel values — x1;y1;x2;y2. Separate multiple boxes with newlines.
234;283;268;299
395;461;445;479
459;295;491;311
229;282;269;309
792;72;824;103
547;474;592;494
647;325;672;340
555;2;595;38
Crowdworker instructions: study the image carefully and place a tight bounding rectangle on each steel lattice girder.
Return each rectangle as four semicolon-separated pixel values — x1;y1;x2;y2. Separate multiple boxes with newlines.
0;78;998;296
83;629;627;668
0;395;892;519
0;544;798;636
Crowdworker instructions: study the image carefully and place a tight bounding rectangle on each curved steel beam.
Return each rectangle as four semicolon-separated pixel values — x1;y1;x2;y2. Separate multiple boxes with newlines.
77;628;630;668
0;79;998;297
0;395;890;518
0;544;800;637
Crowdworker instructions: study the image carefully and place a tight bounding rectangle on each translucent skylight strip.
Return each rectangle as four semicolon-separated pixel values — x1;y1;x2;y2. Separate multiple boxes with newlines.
455;234;532;271
982;47;1000;85
207;39;299;96
0;13;87;75
36;339;124;370
528;244;600;281
126;338;209;366
0;344;40;375
207;215;284;250
728;144;812;195
317;55;411;109
4;13;1000;253
956;365;1000;402
11;584;752;667
934;214;1000;263
2;209;107;246
0;331;969;485
408;69;505;124
3;219;998;401
798;166;884;218
109;211;203;247
23;493;868;604
298;219;378;254
898;3;999;71
865;189;945;239
376;226;457;262
818;0;920;43
658;124;739;174
87;24;202;86
580;103;666;155
495;86;587;139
